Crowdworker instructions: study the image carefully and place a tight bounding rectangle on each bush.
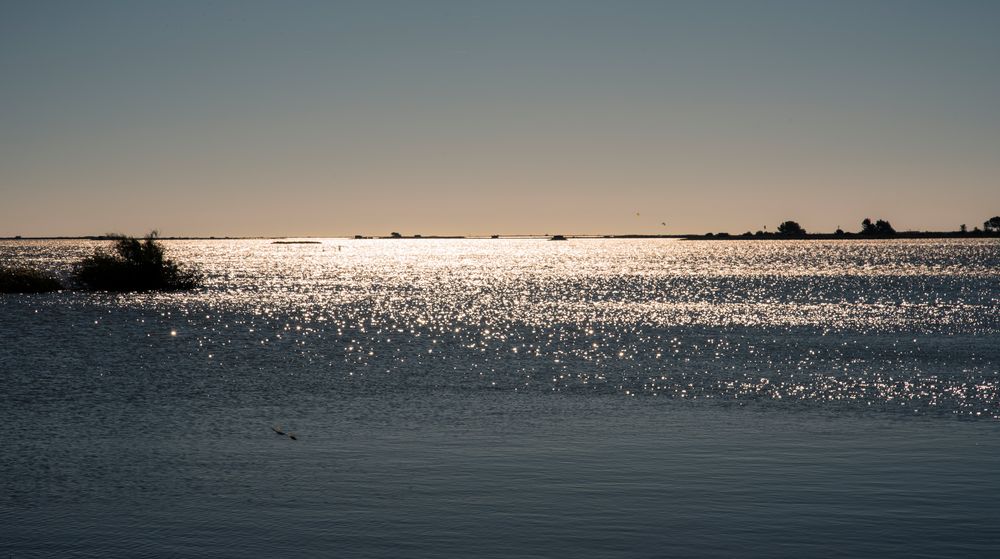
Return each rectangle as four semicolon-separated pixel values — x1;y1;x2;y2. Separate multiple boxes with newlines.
0;265;64;293
73;232;201;292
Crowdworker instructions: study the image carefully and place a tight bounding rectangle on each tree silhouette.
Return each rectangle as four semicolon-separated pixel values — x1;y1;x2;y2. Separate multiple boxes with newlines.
861;218;895;236
777;220;806;235
984;216;1000;232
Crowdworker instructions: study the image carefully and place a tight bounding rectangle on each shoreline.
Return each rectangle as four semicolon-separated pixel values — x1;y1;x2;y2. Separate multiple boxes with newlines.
2;232;999;241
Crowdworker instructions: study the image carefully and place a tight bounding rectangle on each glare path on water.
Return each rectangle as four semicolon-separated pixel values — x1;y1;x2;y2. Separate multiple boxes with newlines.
3;238;999;419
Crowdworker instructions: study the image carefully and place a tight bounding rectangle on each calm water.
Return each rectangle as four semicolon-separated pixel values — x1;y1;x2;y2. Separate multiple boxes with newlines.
2;239;999;557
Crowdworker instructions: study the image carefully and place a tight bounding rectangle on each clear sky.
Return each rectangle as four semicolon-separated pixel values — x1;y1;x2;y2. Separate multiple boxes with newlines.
2;0;998;237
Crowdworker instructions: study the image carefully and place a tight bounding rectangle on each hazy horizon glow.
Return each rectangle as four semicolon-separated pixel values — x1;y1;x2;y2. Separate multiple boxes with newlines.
2;0;999;237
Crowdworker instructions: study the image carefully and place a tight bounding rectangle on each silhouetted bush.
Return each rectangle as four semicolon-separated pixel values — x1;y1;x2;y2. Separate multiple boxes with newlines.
777;220;806;235
72;232;201;292
0;265;63;293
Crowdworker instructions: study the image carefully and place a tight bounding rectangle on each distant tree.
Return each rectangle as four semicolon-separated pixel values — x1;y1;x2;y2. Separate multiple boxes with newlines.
985;216;1000;232
875;219;895;235
777;220;806;235
835;228;845;235
861;218;895;236
390;232;402;238
960;224;967;233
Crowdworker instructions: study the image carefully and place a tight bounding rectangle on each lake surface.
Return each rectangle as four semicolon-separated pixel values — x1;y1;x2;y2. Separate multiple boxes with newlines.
2;238;999;557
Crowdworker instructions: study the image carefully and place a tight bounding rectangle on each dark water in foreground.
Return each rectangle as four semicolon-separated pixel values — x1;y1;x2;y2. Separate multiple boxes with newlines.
2;239;999;557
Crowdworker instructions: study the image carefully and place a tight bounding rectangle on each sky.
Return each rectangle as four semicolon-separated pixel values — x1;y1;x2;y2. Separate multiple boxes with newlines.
1;0;999;237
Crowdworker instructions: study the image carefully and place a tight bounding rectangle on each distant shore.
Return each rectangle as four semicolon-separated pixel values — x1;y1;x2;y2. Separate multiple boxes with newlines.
675;231;1000;240
2;232;999;241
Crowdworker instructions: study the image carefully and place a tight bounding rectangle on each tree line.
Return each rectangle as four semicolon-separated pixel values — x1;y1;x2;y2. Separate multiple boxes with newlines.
770;216;1000;237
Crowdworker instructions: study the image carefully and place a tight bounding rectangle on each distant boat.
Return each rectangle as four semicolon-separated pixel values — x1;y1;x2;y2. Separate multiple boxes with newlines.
549;235;568;241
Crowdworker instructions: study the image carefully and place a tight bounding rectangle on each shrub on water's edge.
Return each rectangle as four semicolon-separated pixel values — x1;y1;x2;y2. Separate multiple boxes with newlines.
0;266;64;293
72;232;201;292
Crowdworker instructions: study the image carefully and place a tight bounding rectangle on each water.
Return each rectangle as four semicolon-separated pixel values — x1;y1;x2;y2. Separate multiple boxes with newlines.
2;239;999;557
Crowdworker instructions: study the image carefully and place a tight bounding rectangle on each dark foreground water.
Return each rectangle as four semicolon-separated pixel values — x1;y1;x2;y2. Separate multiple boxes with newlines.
2;239;999;557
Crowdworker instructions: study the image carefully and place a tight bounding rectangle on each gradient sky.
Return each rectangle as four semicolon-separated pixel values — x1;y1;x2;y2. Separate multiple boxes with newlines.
2;0;998;237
